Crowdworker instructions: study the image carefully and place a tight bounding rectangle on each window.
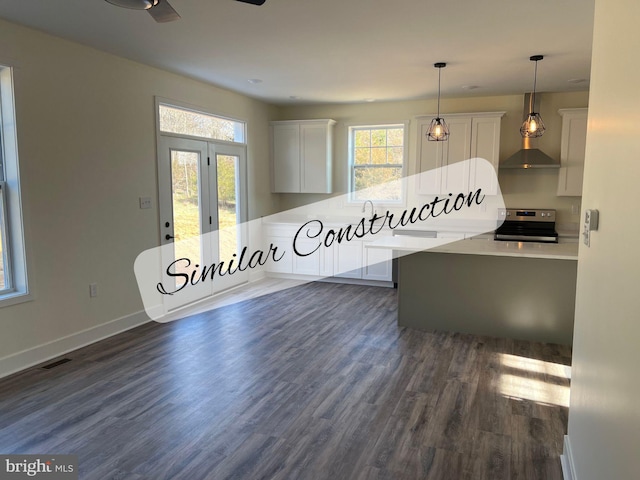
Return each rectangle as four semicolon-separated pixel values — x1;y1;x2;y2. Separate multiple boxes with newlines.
0;182;9;291
158;103;245;143
0;65;28;305
349;124;406;202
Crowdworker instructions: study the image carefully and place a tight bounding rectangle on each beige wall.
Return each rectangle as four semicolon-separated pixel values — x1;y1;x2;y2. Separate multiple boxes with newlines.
566;0;640;477
0;19;278;363
276;91;589;226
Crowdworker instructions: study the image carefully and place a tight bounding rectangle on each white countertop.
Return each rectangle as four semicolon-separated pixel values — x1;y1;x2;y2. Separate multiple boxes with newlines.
367;236;579;260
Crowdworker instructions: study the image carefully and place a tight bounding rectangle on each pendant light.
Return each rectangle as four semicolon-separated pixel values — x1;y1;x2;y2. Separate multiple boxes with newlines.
427;62;449;142
520;55;546;138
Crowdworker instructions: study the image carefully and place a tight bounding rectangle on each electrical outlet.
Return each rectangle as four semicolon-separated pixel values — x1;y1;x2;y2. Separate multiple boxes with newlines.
139;197;152;209
89;283;98;298
572;204;580;215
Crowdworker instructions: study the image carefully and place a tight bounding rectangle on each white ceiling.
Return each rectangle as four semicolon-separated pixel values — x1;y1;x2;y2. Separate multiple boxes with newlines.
0;0;595;105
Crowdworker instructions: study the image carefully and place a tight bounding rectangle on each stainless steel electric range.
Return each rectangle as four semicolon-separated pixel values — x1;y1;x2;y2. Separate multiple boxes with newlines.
494;208;559;243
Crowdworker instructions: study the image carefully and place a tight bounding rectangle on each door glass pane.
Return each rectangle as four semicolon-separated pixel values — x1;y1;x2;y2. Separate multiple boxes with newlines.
171;150;202;282
216;154;239;263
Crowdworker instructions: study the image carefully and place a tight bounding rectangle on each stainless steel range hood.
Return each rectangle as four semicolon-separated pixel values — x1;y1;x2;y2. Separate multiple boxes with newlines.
501;94;559;169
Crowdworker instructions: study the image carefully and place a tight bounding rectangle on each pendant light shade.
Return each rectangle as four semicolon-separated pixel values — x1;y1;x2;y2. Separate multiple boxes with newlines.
427;62;449;142
520;55;546;138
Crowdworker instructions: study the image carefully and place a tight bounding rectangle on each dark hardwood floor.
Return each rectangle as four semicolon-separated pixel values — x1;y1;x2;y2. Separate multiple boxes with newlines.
0;282;571;479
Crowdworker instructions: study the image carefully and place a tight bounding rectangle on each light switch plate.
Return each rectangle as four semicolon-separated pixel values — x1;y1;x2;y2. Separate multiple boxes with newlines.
139;197;152;209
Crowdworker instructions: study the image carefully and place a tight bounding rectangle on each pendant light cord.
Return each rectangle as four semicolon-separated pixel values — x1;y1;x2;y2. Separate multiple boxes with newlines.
437;66;442;118
531;59;538;113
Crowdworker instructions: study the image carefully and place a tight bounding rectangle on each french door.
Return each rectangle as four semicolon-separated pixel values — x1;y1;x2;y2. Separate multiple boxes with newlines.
157;136;248;312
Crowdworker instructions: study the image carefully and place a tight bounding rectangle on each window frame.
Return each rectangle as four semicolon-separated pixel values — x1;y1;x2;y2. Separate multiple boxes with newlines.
0;64;30;307
0;181;13;291
156;98;247;146
347;122;409;206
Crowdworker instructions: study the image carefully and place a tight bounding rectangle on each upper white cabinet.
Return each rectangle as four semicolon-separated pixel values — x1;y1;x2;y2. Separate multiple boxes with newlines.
271;119;336;193
416;112;504;195
557;108;588;197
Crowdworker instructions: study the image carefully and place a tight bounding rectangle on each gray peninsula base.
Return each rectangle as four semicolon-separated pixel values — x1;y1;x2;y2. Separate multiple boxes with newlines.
397;251;577;345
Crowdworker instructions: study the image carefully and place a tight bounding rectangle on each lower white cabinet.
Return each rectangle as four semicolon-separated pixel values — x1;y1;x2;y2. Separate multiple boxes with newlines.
265;235;293;274
362;242;393;281
334;240;363;279
264;224;392;283
291;239;320;276
319;243;335;277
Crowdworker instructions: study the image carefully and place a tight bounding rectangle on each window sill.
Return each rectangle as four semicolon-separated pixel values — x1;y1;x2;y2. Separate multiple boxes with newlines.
0;290;33;309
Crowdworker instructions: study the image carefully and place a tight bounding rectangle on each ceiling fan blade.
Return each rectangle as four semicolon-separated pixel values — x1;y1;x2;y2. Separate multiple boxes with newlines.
148;0;181;22
236;0;266;5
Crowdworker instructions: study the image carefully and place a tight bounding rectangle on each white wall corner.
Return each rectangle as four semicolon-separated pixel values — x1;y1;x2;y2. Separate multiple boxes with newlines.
0;310;150;379
561;434;577;480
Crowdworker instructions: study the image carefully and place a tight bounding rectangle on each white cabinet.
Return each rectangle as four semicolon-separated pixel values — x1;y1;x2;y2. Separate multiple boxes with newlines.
362;242;393;281
265;235;293;274
291;239;320;276
271;119;336;193
557;108;588;197
319;243;334;277
272;124;300;193
264;224;392;283
265;224;331;277
417;112;504;195
264;224;296;274
333;240;363;279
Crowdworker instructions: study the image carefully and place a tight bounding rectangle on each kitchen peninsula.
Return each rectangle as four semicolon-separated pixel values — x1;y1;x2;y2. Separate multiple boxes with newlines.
368;237;579;345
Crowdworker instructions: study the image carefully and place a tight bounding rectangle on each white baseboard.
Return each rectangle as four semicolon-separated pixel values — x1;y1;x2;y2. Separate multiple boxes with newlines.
561;434;577;480
267;272;393;288
0;310;150;380
316;276;394;288
249;269;267;282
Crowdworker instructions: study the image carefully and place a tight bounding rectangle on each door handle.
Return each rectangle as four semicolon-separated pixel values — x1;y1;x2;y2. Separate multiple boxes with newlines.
165;234;174;240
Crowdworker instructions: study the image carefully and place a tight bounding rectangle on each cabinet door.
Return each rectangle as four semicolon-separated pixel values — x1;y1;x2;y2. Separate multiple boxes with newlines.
291;239;320;275
557;110;588;196
417;117;471;194
417;120;446;194
301;123;331;193
265;236;293;273
362;242;392;281
441;118;472;194
470;115;501;195
319;242;334;277
272;124;301;193
333;240;363;279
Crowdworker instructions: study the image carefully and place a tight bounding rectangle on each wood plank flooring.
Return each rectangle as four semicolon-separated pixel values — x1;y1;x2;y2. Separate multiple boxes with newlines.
0;282;571;479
